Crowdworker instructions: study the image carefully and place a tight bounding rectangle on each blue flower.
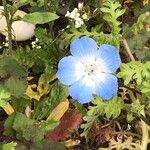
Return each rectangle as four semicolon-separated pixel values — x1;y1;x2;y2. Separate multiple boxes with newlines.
57;36;121;104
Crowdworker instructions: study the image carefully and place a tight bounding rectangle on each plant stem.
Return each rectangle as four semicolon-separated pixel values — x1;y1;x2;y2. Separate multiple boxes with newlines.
140;108;149;150
44;0;48;11
122;38;135;61
2;0;13;51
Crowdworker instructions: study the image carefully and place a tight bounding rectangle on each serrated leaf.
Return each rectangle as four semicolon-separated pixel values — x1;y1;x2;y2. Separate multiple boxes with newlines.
81;96;123;139
0;55;27;79
22;12;59;24
118;61;150;85
13;112;34;139
5;77;27;97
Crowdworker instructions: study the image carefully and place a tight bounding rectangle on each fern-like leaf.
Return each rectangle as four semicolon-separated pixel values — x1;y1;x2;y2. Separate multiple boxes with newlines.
118;61;150;85
100;0;125;34
81;96;122;140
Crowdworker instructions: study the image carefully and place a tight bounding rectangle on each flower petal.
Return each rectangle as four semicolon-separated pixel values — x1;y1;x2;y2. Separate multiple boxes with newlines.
98;44;121;73
95;73;118;100
69;79;94;104
70;36;98;57
56;56;83;85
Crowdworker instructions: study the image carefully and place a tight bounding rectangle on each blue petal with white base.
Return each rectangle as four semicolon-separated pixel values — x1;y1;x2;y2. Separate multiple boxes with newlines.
57;36;121;104
56;56;83;85
95;73;118;100
70;36;98;57
69;79;93;104
98;44;121;73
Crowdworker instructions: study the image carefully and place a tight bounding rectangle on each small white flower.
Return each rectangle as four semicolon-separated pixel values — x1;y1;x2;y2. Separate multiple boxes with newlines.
82;13;88;20
4;43;8;47
78;3;84;10
31;41;36;45
35;38;39;42
75;18;84;28
65;11;71;17
5;37;8;41
36;46;41;49
66;25;70;28
32;45;36;48
70;8;80;19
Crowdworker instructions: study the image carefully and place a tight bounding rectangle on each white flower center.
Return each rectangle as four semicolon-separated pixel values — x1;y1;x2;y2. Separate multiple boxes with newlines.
75;54;108;87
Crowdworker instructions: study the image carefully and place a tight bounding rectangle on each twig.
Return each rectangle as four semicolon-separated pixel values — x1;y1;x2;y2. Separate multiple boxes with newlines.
2;0;13;51
140;108;149;150
122;38;135;61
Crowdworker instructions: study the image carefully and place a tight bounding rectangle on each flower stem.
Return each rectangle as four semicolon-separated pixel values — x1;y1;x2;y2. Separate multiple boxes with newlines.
2;0;13;51
140;108;149;150
122;38;135;61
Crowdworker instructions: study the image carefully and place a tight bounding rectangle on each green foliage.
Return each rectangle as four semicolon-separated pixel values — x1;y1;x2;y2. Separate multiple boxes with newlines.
140;81;150;96
0;55;27;79
81;96;122;139
46;0;59;13
2;142;17;150
1;0;150;148
5;77;27;98
12;97;30;112
22;12;59;24
118;61;150;85
58;0;125;49
100;0;125;34
0;55;27;98
35;28;52;46
58;23;120;50
133;1;150;18
4;112;58;144
0;86;11;107
123;12;150;61
4;113;16;136
12;47;35;68
33;81;69;120
12;28;60;70
29;0;59;12
87;0;102;8
12;0;32;9
131;12;150;34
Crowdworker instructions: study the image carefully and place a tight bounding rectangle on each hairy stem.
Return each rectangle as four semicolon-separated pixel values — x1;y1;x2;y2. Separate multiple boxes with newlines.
2;0;13;51
122;38;135;61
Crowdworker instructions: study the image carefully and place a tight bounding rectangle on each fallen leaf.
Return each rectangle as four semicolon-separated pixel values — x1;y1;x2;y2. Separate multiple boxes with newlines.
46;109;82;140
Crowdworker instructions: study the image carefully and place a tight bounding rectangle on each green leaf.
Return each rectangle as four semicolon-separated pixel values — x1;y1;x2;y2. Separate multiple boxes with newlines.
4;114;16;136
0;86;11;107
81;96;123;139
140;81;150;96
2;142;17;150
117;61;150;85
100;0;125;34
13;0;31;8
22;12;59;24
12;112;34;139
33;81;69;120
102;96;123;119
0;55;27;79
5;77;27;98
